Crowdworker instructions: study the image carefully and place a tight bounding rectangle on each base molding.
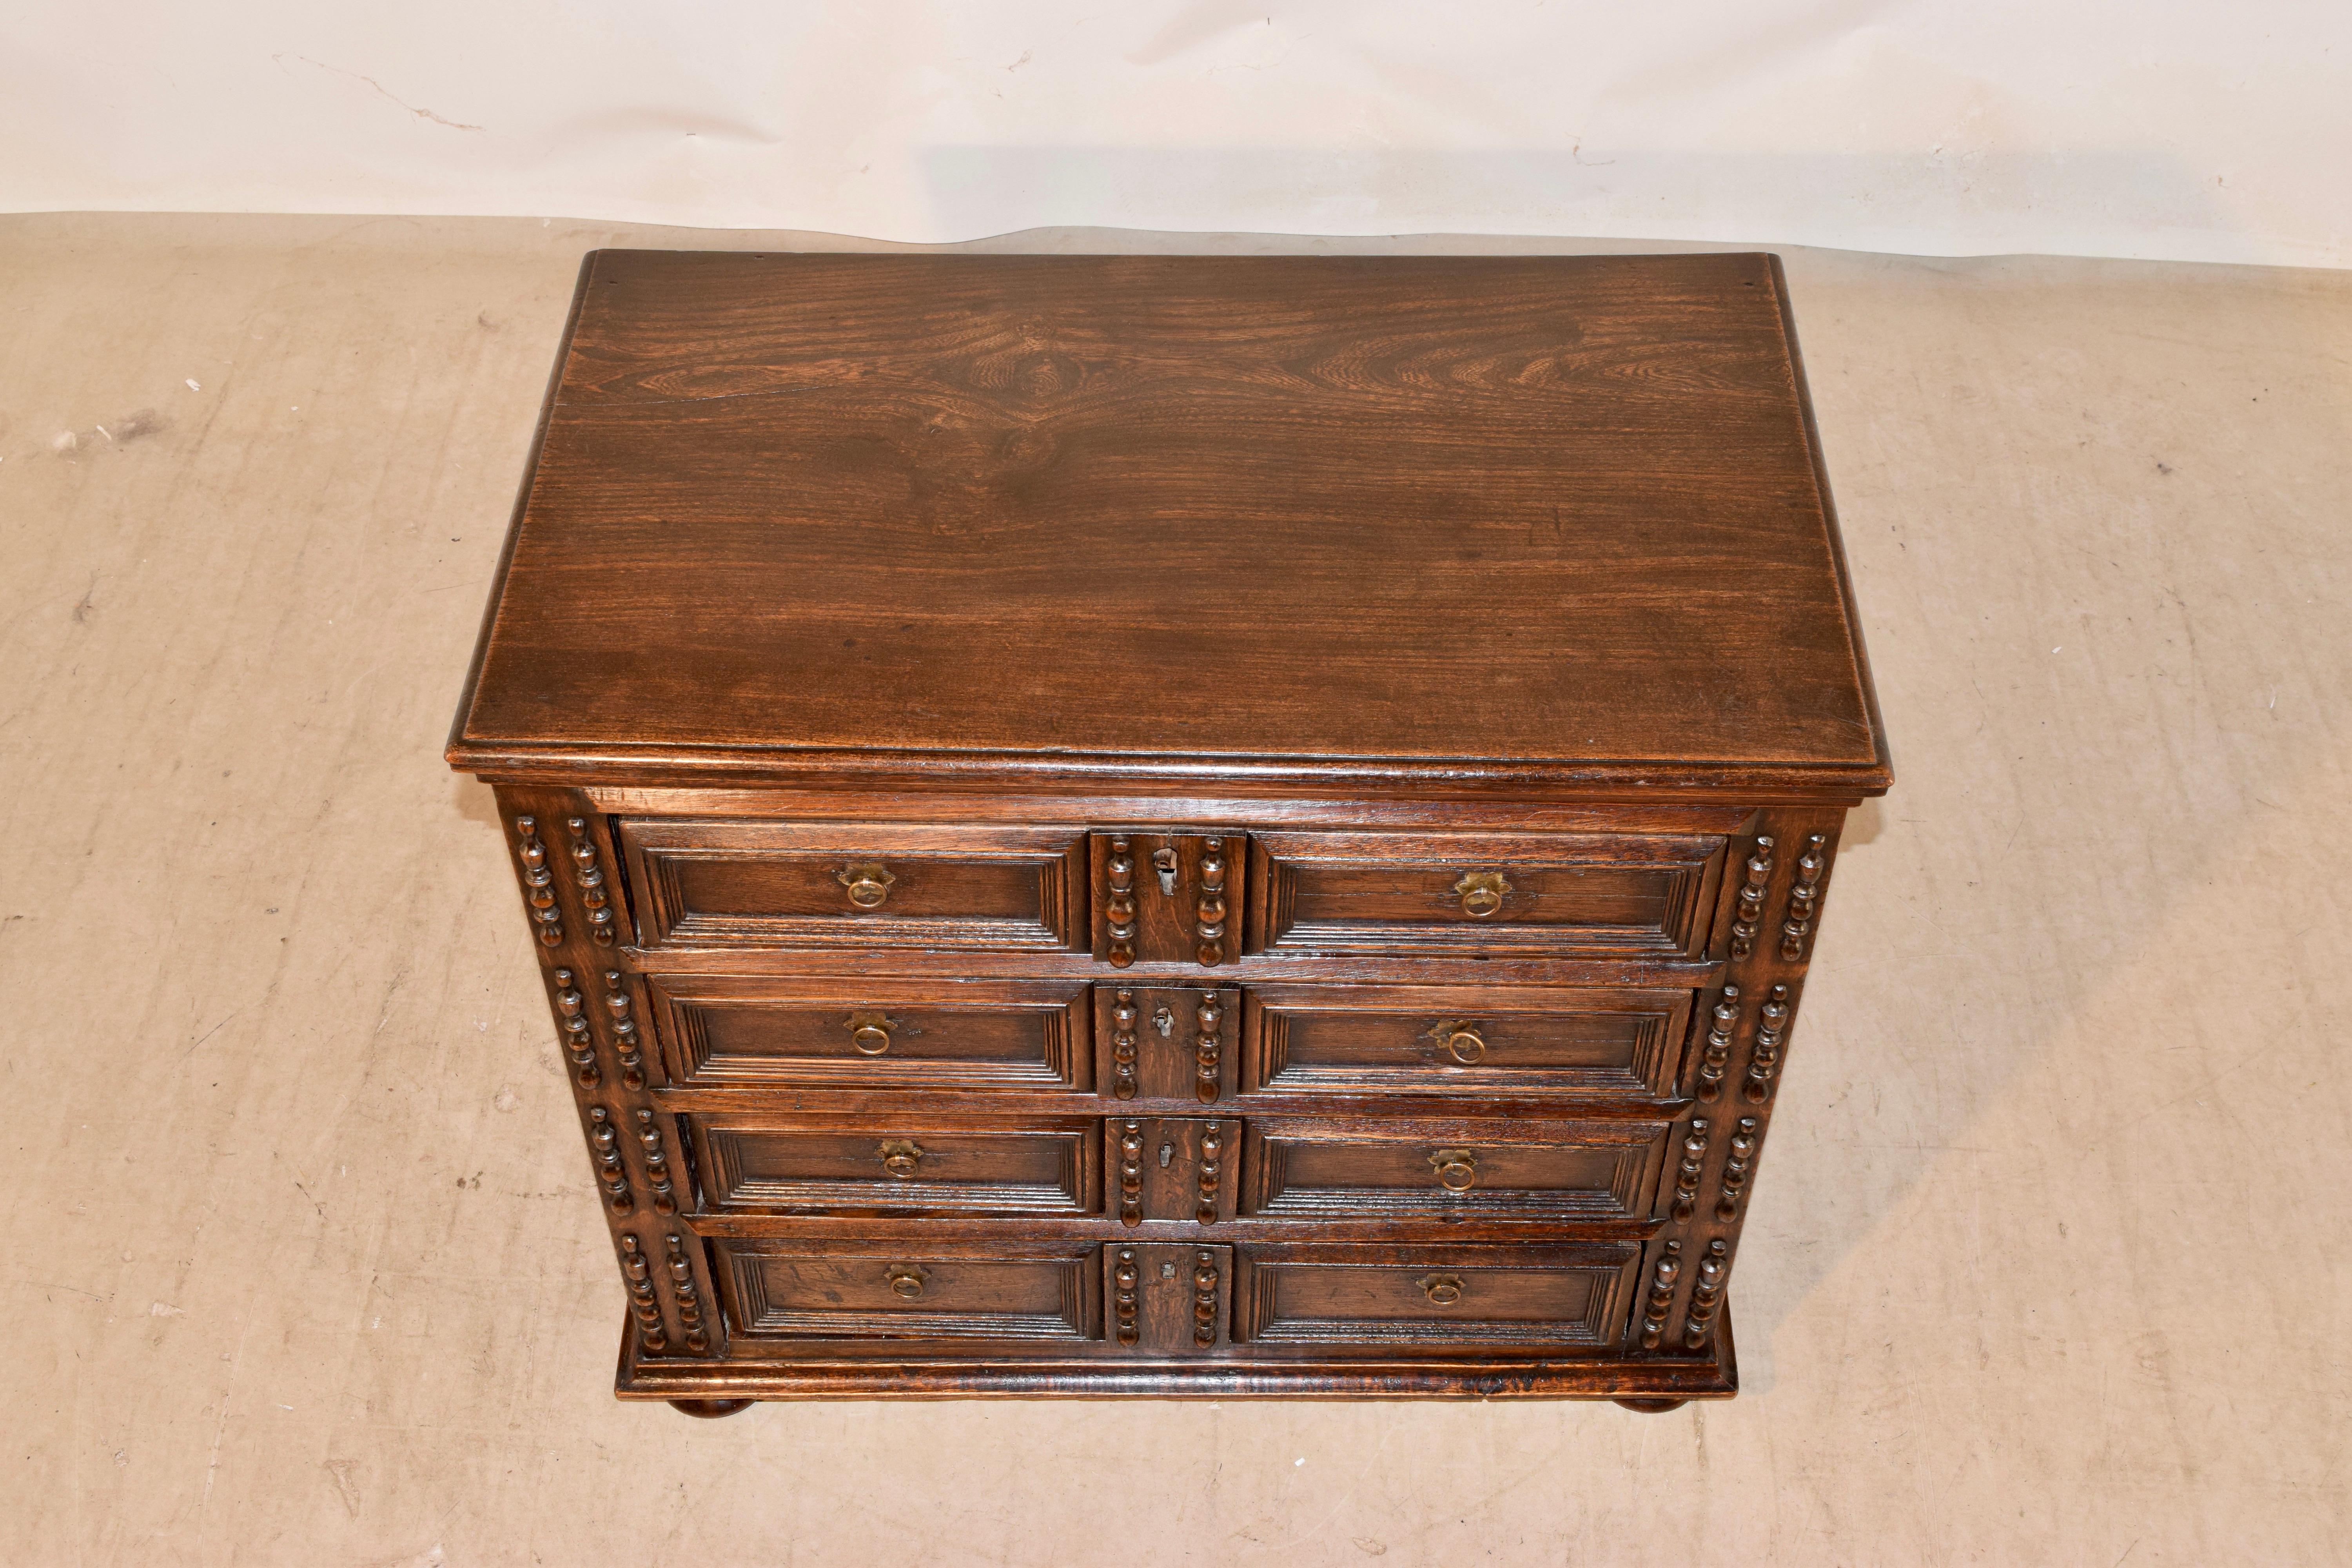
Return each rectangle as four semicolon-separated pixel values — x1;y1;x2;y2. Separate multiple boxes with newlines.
616;1303;1738;1403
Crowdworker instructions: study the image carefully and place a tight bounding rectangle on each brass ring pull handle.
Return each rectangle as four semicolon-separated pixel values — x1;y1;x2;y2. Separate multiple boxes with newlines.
886;1263;927;1299
1418;1272;1465;1307
846;1010;893;1056
1428;1148;1479;1192
878;1139;924;1180
838;862;897;909
1429;1021;1486;1065
1452;871;1510;918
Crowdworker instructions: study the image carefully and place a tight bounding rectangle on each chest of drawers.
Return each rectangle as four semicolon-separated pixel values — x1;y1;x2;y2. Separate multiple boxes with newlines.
447;250;1890;1412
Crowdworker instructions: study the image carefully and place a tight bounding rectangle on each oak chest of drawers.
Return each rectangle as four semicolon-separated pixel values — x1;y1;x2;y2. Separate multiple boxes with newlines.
447;250;1891;1412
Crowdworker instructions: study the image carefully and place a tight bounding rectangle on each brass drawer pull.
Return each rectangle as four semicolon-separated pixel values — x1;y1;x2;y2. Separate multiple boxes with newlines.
1428;1148;1479;1192
1429;1020;1486;1065
878;1139;924;1179
1418;1272;1465;1307
846;1010;893;1055
1452;870;1510;918
838;862;897;909
886;1263;927;1299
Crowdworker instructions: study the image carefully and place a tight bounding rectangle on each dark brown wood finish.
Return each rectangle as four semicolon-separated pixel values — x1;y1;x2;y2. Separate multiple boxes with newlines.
1232;1243;1644;1350
492;787;727;1376
620;819;1087;952
1094;984;1241;1103
453;253;1888;1411
647;975;1093;1092
688;1114;1103;1218
1247;830;1728;959
1105;1116;1239;1225
1236;1116;1673;1222
715;1236;1102;1341
1089;831;1241;968
450;252;1887;799
1240;982;1695;1100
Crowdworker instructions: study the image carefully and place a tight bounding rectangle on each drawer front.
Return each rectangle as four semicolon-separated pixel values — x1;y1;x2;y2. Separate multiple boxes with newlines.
621;820;1086;951
648;976;1091;1091
1242;983;1693;1100
717;1239;1100;1341
690;1117;1101;1217
1248;830;1726;958
1232;1243;1640;1348
1238;1117;1670;1221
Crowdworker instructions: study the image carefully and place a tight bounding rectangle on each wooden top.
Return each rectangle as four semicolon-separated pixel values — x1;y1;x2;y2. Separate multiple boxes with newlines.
450;251;1889;799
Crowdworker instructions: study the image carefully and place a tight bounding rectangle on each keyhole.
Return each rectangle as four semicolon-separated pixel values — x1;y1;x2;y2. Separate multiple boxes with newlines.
1159;1142;1175;1168
1160;1262;1177;1279
1152;1005;1174;1037
1152;846;1179;895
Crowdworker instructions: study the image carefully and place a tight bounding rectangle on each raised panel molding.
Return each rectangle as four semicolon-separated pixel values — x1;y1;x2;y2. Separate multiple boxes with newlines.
699;1118;1101;1217
1232;1244;1639;1349
1247;830;1728;960
1238;1118;1669;1221
621;820;1086;952
646;975;1090;1091
1240;983;1691;1101
724;1243;1098;1341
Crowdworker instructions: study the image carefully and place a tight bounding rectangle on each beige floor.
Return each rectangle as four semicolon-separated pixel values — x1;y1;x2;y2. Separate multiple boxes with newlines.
3;212;2347;1566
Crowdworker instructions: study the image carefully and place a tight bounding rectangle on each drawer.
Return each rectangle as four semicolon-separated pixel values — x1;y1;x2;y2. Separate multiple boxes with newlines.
647;976;1091;1091
1242;983;1693;1100
688;1116;1101;1216
715;1238;1100;1341
1247;830;1726;958
620;819;1087;951
1232;1243;1640;1349
1236;1116;1670;1221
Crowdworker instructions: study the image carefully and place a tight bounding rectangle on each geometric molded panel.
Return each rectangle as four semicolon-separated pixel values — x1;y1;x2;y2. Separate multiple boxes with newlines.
647;975;1091;1091
1238;1117;1670;1221
1247;830;1727;959
1242;983;1691;1100
1232;1243;1640;1348
694;1117;1101;1217
720;1239;1100;1340
620;819;1086;951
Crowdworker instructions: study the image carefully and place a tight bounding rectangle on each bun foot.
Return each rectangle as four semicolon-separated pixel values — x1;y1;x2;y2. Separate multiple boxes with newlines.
669;1397;754;1419
1613;1397;1686;1414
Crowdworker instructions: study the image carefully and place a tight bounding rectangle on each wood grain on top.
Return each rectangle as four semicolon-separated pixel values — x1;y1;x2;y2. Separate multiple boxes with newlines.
451;251;1889;795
